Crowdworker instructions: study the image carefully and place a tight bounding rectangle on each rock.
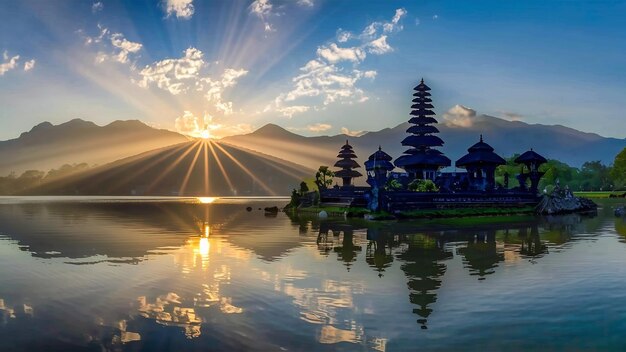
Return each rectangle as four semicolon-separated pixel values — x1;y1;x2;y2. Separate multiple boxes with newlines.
264;206;279;214
246;206;252;212
616;206;626;217
537;194;597;215
318;210;328;218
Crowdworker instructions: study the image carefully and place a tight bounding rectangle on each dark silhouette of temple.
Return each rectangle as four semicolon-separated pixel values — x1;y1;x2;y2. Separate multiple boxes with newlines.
320;78;548;212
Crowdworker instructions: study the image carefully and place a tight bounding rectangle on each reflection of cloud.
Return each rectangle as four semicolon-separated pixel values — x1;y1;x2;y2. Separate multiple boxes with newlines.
137;293;202;339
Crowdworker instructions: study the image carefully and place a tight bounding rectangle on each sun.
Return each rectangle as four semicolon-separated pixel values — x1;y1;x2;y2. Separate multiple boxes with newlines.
200;129;211;139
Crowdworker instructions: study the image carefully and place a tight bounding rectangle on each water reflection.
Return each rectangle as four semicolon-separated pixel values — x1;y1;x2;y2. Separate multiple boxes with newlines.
0;198;622;351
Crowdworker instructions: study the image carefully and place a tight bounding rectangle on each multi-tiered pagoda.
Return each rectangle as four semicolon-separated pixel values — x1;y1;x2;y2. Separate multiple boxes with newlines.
334;141;362;187
394;79;451;180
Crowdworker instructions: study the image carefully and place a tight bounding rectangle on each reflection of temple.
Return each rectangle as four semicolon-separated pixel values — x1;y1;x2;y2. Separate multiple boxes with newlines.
397;234;452;329
457;231;504;279
292;211;598;330
320;78;549;211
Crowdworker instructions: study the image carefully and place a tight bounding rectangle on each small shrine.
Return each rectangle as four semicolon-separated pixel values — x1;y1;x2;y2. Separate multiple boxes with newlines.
334;140;362;187
455;135;506;191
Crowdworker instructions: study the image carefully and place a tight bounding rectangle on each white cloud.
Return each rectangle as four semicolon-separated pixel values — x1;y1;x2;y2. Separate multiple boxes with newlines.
336;29;352;43
501;111;524;121
341;127;365;137
317;43;366;64
307;123;332;132
174;110;254;139
297;0;314;7
432;14;439;20
137;48;248;114
92;2;103;13
23;59;36;72
110;33;142;63
165;0;194;19
83;26;142;64
271;9;406;117
0;51;20;76
277;105;310;118
443;104;477;127
367;35;392;55
249;0;275;32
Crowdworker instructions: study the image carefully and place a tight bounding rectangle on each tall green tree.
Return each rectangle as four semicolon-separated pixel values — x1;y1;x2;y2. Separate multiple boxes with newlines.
314;166;335;190
611;148;626;190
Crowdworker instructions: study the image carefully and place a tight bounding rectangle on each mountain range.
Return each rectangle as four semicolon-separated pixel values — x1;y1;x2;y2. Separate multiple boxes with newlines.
0;119;188;175
223;115;626;169
2;115;624;195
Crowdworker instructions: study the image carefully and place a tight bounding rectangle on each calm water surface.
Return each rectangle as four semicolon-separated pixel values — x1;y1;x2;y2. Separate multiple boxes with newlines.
0;196;625;351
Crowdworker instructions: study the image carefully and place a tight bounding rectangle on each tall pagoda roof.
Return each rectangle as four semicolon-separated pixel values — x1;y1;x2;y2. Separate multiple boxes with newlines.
410;109;436;116
515;149;547;164
406;125;440;134
413;78;431;91
408;116;438;125
335;169;363;178
401;135;445;148
455;136;506;167
334;158;360;169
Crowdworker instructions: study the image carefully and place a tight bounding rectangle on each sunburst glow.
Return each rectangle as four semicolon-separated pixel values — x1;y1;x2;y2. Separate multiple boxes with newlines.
198;197;218;204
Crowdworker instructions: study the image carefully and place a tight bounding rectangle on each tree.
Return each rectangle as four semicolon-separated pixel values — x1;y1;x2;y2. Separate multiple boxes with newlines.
314;166;334;190
408;179;439;192
611;148;626;190
299;181;309;195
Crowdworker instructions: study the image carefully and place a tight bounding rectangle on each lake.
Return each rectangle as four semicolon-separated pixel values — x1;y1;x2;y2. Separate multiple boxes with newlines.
0;197;625;351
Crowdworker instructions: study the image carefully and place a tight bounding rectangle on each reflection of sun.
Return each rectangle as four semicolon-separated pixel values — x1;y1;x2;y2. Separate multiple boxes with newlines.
198;197;218;204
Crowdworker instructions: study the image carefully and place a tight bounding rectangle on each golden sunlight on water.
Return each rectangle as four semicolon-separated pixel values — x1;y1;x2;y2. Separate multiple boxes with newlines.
197;197;218;204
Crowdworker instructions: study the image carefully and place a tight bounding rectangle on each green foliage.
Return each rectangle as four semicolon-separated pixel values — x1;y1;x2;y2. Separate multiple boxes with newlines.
0;163;91;195
288;188;301;209
611;148;626;190
408;179;439;192
385;178;403;190
314;166;334;190
299;181;309;195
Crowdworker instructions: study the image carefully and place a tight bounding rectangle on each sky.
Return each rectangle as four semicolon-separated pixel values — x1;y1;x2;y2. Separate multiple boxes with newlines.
1;0;625;140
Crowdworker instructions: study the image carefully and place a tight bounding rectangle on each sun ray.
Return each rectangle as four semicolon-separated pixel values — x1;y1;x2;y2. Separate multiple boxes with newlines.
211;141;275;195
104;143;191;193
146;140;201;192
180;142;204;195
207;141;236;194
203;141;210;195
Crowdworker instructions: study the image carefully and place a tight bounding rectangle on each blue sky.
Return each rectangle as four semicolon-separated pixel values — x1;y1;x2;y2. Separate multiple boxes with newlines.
1;0;625;140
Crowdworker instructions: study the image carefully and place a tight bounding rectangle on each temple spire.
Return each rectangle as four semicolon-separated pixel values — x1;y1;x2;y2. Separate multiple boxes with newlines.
394;78;451;180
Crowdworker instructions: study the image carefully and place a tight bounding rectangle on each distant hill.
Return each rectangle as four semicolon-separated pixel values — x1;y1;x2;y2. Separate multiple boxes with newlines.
0;119;189;175
24;141;313;196
223;116;626;170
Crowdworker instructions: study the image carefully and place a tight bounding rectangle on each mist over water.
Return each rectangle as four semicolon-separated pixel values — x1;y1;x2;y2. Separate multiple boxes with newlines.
0;197;625;351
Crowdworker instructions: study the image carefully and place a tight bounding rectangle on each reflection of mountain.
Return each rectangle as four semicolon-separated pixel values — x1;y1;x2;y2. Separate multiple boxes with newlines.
23;141;313;196
223;117;626;169
0;119;188;175
0;201;309;263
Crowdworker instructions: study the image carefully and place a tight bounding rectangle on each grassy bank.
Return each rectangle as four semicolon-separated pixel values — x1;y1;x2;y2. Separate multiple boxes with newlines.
295;206;370;217
574;191;626;198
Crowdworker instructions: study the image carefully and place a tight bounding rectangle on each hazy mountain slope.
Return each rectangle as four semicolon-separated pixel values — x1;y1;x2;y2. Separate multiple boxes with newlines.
0;119;189;175
23;141;313;196
223;116;626;169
